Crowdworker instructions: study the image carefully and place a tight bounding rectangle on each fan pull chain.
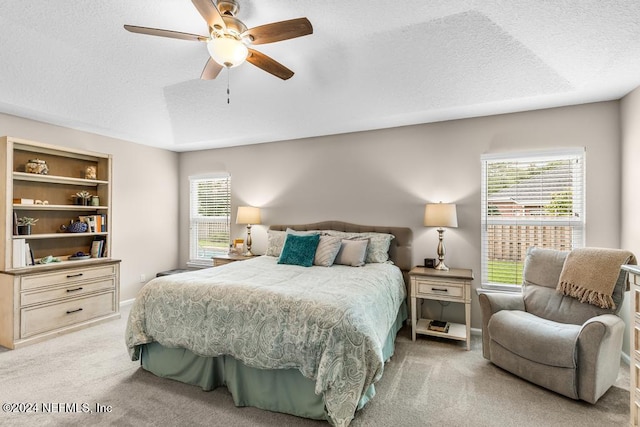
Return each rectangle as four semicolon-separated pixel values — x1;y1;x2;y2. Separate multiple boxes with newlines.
227;68;230;104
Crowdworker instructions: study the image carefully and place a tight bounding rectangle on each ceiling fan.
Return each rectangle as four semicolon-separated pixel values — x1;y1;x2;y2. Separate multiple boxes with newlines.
124;0;313;80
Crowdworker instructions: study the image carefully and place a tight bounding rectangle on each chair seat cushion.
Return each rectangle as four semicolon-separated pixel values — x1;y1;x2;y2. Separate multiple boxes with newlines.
488;310;581;368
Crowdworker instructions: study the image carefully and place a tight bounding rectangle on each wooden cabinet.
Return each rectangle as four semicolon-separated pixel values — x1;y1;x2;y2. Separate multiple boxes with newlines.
623;264;640;426
409;267;473;350
0;136;120;349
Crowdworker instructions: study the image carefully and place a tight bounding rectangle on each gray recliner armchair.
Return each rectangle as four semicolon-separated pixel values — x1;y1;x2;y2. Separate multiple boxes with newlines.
479;247;628;404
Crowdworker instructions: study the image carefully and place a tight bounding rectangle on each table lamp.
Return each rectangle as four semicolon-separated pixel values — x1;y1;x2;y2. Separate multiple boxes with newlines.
236;206;261;256
424;202;458;271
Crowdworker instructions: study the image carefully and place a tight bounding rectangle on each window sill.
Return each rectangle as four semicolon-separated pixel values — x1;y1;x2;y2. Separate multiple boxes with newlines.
476;287;523;296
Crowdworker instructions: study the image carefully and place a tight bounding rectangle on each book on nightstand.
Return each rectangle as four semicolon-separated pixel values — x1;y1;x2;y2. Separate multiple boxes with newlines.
428;320;450;333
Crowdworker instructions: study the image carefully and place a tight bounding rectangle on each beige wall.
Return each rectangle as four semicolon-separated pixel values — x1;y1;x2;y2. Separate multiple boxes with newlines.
621;86;640;357
0;113;180;301
179;101;622;330
0;99;625;335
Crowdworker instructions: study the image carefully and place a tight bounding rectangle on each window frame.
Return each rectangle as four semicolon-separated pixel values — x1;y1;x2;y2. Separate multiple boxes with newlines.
480;148;585;291
188;173;231;266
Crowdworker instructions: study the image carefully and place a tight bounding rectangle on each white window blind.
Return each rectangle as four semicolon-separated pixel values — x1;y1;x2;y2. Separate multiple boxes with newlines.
481;149;585;288
189;173;231;264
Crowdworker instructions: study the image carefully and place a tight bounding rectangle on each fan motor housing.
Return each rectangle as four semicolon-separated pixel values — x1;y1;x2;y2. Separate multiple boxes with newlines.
217;0;239;16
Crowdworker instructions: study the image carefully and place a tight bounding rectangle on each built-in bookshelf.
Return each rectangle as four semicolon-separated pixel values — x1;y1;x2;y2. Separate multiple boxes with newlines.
0;136;120;349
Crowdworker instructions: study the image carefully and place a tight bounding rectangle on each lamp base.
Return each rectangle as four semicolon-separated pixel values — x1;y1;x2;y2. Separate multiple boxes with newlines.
244;224;253;257
434;261;449;271
435;228;449;271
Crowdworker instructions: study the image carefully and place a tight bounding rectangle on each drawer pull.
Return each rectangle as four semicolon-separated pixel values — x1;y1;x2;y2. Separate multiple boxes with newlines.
66;273;84;278
66;287;84;293
432;287;449;292
66;308;83;314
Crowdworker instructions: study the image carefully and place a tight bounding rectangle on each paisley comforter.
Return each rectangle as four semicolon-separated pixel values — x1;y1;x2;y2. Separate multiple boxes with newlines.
125;256;406;426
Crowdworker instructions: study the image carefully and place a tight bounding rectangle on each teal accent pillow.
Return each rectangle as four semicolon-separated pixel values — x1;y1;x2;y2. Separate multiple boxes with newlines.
278;233;320;267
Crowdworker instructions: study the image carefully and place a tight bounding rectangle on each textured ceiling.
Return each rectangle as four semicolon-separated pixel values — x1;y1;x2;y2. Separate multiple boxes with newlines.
1;1;639;152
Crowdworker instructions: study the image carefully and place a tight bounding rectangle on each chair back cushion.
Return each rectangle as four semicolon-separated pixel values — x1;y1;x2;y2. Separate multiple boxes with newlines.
522;247;624;324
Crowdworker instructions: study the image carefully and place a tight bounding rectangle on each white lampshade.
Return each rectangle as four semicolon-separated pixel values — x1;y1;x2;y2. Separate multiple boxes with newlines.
424;203;458;228
207;37;248;68
236;206;261;225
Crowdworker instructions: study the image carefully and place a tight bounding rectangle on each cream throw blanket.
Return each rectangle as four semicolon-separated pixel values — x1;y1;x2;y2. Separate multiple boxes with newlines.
557;247;636;309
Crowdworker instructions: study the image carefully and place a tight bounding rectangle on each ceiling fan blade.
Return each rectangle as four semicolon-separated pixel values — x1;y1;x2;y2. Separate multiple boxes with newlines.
192;0;225;31
201;57;224;80
243;18;312;45
246;48;294;80
124;25;207;42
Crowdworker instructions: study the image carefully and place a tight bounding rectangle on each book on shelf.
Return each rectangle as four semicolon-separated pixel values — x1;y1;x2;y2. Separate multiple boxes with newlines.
25;243;34;266
13;198;34;205
428;320;450;333
91;235;107;258
12;239;25;268
90;240;102;258
79;215;102;233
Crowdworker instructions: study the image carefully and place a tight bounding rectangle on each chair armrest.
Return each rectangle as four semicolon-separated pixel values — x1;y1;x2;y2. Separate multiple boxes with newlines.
576;314;625;403
479;293;525;359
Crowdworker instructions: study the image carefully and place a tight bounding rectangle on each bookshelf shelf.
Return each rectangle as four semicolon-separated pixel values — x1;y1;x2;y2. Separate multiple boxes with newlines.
12;232;108;240
13;204;108;211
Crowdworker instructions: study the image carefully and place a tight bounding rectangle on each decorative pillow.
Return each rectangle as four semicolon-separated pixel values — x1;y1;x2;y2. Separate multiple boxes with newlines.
265;230;286;257
323;230;394;263
362;232;395;263
334;239;369;267
278;234;320;267
314;235;343;267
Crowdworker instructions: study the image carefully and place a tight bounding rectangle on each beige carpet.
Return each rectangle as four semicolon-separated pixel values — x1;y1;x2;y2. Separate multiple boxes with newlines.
0;304;629;427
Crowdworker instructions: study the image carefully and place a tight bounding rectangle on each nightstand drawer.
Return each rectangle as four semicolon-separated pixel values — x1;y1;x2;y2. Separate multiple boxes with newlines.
415;280;464;299
212;254;255;267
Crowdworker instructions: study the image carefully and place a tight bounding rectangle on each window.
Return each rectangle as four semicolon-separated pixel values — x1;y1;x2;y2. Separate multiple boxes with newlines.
481;149;585;289
189;173;231;265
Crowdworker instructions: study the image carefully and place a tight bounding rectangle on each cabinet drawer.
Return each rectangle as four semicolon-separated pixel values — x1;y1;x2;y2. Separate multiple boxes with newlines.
20;265;116;291
21;277;116;307
21;291;116;338
415;280;464;299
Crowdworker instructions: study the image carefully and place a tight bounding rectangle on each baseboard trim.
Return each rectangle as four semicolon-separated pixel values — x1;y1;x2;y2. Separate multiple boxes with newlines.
120;298;135;307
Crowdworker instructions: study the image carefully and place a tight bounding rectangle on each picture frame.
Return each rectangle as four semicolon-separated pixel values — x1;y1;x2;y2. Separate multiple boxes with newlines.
229;239;244;255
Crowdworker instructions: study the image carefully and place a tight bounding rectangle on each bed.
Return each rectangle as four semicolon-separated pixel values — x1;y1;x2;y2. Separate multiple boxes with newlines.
125;221;412;427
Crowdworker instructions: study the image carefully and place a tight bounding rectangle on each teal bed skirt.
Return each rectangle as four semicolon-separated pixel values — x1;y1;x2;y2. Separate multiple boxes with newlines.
140;302;407;423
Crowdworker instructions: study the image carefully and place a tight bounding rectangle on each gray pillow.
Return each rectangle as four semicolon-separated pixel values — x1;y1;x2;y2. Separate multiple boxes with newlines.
323;230;394;263
314;235;343;267
334;239;369;267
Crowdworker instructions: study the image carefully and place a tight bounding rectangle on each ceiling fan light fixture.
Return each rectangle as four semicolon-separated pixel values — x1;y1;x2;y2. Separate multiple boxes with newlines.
207;36;248;68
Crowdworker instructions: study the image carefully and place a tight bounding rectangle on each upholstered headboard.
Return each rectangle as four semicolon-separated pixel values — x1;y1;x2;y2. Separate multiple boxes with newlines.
269;220;413;285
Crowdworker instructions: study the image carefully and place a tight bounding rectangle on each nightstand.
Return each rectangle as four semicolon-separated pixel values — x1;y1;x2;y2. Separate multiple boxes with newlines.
409;266;474;350
212;254;256;267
